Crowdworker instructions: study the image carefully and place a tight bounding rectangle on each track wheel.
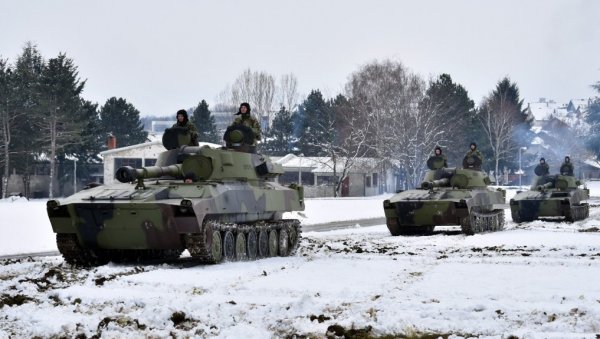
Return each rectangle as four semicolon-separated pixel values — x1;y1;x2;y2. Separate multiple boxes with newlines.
247;230;257;260
223;231;235;260
235;232;247;261
210;230;223;263
268;230;279;257
288;227;298;250
258;230;269;257
278;228;289;256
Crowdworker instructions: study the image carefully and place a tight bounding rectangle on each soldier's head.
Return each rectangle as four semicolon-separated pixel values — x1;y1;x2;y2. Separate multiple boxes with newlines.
470;142;477;150
236;102;251;116
176;109;188;123
434;147;442;156
565;156;570;163
540;157;545;164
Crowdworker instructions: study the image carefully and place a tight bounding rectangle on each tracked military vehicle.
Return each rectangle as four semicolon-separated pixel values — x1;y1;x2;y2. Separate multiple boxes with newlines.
509;164;589;222
383;155;505;235
47;126;304;265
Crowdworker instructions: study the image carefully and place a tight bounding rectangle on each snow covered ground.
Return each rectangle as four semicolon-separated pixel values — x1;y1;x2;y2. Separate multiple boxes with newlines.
1;183;600;337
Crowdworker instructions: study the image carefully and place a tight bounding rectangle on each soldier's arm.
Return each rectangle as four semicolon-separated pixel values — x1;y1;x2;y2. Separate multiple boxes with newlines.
252;119;262;140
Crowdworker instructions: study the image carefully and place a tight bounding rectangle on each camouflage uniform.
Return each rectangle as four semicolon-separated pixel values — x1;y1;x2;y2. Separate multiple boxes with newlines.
538;162;550;176
465;149;483;162
231;103;262;146
561;159;574;176
172;120;199;146
172;109;199;146
433;148;448;167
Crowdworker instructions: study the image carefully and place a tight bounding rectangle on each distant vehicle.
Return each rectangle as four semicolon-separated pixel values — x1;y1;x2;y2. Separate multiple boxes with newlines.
510;164;589;222
383;155;506;235
46;126;304;265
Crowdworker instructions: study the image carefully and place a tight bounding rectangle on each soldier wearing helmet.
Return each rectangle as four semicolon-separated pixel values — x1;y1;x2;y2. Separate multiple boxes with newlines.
465;142;483;162
172;109;199;146
538;157;549;176
433;146;448;168
560;156;574;176
231;102;262;146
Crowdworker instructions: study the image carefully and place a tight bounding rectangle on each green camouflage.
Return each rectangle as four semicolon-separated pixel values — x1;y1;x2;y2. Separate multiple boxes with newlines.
232;114;261;144
383;156;505;235
47;126;304;265
510;170;589;222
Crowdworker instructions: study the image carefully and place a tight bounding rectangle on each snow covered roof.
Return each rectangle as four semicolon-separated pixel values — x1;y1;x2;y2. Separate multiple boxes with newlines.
273;154;380;174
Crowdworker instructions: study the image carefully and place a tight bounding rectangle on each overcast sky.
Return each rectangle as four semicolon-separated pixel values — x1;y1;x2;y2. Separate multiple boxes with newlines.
1;0;599;117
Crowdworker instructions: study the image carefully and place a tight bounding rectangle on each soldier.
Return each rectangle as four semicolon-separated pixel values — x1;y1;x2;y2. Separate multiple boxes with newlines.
433;146;448;167
465;142;483;162
561;156;574;176
538;157;549;176
172;109;199;146
232;102;261;145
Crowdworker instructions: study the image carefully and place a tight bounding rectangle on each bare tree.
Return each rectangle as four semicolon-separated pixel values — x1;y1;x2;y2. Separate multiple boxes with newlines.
278;73;299;112
346;59;430;190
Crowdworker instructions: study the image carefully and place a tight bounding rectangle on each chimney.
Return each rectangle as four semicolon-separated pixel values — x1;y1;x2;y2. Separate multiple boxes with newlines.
107;133;117;150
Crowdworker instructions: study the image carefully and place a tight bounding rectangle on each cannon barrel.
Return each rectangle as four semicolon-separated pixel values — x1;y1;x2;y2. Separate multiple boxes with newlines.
115;164;183;183
536;181;554;191
421;178;450;190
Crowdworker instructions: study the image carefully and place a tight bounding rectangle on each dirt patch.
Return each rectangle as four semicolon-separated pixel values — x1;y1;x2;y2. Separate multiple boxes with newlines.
309;314;331;323
94;266;146;286
170;311;198;331
579;227;600;232
0;293;35;308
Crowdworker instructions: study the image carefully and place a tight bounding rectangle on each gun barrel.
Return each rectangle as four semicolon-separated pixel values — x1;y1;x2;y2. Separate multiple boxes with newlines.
536;181;554;191
115;164;183;183
421;177;450;189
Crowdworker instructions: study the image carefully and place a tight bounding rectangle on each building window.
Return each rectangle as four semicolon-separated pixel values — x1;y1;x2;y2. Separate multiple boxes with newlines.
372;173;378;186
114;158;142;169
317;175;337;185
366;176;372;187
144;158;157;167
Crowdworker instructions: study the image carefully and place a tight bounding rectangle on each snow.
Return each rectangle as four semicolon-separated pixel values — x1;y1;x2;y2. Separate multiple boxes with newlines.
1;183;600;337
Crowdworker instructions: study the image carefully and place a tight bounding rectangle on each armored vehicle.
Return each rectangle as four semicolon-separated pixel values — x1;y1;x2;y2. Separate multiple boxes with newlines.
47;126;304;265
383;155;505;235
509;164;589;222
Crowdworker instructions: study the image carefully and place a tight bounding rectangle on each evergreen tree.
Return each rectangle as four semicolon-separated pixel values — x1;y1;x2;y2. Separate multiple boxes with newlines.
477;77;532;181
191;100;219;143
10;42;45;176
64;100;103;163
585;81;600;160
36;53;86;198
262;106;294;155
419;74;476;165
294;90;333;156
99;97;147;148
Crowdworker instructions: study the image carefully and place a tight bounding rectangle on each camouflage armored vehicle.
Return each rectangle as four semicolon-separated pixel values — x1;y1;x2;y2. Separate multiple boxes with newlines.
47;126;304;265
509;164;589;222
383;155;506;235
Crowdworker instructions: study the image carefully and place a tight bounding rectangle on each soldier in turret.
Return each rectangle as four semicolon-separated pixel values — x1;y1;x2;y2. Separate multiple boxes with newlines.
231;102;261;146
433;146;448;168
465;142;483;162
561;156;574;176
172;109;199;146
538;157;549;176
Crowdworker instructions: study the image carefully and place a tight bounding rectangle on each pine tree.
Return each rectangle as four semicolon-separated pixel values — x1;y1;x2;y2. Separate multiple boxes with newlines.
191;100;219;143
419;74;476;165
263;106;294;155
36;53;86;198
99;97;147;148
585;81;600;160
294;90;333;156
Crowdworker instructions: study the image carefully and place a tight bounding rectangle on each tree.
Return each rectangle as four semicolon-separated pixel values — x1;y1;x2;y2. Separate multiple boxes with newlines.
346;59;426;190
476;77;532;182
277;73;299;113
262;106;295;156
586;81;600;161
99;97;147;148
294;90;333;156
0;58;14;198
191;100;219;143
419;74;476;165
36;53;86;198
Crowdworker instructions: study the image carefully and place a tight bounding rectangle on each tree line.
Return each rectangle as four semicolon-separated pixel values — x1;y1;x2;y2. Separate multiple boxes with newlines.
3;42;599;197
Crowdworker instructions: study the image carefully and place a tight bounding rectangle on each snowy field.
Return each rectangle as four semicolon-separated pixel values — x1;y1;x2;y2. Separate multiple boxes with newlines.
1;183;600;337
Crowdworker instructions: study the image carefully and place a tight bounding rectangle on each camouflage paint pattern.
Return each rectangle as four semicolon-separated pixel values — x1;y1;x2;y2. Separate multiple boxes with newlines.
47;133;304;252
510;175;589;221
383;167;505;232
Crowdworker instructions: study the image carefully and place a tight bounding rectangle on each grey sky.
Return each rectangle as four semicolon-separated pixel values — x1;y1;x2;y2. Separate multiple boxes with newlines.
1;0;599;117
